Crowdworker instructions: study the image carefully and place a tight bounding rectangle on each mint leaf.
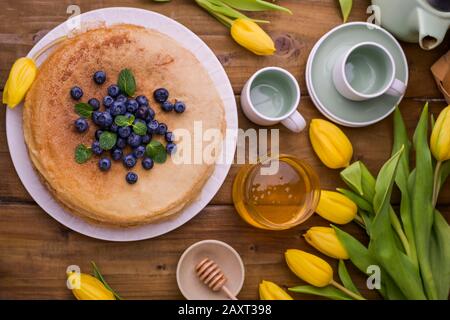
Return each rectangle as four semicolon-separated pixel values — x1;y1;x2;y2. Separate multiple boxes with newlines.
115;115;131;127
99;131;117;150
75;103;94;117
118;69;136;97
75;144;92;164
146;141;167;163
133;121;147;136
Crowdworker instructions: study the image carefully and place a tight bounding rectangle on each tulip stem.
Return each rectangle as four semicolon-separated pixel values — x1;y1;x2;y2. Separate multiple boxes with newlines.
330;280;366;300
353;215;365;227
432;160;442;207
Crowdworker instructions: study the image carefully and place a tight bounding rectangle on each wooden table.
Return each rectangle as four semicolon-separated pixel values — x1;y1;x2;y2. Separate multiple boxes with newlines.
0;0;449;300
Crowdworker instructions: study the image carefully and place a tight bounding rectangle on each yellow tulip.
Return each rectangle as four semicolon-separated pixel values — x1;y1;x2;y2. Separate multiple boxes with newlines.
3;57;37;108
430;105;450;162
316;190;357;224
259;280;293;300
304;227;349;259
309;119;353;169
285;249;333;287
230;18;275;55
67;272;115;300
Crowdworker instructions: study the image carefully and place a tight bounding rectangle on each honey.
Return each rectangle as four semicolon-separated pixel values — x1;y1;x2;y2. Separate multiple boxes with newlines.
232;155;320;230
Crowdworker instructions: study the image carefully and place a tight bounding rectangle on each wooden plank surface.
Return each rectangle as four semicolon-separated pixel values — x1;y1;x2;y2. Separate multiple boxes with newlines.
0;0;449;300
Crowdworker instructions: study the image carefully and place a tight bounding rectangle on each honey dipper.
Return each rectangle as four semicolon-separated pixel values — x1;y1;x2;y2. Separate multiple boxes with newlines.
195;258;238;300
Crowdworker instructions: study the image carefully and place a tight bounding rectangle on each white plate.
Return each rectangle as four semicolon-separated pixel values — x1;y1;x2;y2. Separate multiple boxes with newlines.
6;7;238;241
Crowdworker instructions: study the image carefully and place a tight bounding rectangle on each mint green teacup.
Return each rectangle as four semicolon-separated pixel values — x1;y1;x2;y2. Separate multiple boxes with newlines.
332;42;406;101
241;67;306;133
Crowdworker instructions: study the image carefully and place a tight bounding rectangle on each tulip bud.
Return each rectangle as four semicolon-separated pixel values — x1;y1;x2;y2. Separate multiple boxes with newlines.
316;190;357;224
230;18;275;55
259;280;293;300
309;119;353;169
304;227;349;259
430;105;450;162
3;57;37;109
285;249;333;287
67;272;115;300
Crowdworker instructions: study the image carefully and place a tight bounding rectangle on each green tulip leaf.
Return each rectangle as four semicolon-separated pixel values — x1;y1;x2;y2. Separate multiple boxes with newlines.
337;188;374;213
369;147;427;300
430;210;450;299
338;0;352;22
338;260;361;295
410;103;438;299
340;161;376;202
288;285;352;300
439;160;450;190
392;107;417;265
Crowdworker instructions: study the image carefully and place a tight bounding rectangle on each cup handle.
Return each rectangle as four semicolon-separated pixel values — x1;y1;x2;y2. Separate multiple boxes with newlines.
386;79;406;97
281;111;306;133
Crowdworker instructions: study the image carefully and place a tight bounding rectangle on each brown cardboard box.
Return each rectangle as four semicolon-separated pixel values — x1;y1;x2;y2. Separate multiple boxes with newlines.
431;50;450;104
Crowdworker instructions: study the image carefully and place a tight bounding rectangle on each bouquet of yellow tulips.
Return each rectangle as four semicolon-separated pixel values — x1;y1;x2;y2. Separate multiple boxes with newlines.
264;104;450;300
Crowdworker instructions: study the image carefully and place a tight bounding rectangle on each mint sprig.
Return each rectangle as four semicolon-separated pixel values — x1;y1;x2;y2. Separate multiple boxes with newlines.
133;121;147;136
99;131;117;150
75;144;92;164
75;103;94;117
118;69;136;97
115;115;147;136
145;141;167;163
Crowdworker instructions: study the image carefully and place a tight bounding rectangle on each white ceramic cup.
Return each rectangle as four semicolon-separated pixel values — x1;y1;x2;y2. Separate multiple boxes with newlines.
240;67;306;133
332;42;406;101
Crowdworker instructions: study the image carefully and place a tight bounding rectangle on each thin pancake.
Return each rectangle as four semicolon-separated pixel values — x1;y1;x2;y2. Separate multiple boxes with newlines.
24;24;225;227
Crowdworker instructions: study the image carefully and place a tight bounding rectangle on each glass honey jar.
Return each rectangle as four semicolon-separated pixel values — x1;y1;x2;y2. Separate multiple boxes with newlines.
232;154;320;230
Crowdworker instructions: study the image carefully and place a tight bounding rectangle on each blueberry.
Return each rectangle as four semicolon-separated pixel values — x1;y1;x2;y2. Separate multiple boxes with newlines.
93;71;106;84
109;123;119;133
165;131;174;143
123;154;137;168
118;126;132;138
136;106;149;119
98;157;111;171
116;137;127;149
147;119;159;132
111;148;123;161
70;86;83;100
161;101;174;112
153;88;169;103
111;101;126;116
107;84;120;98
126;172;138;184
74;118;88;133
133;118;146;128
142;157;154;170
146;107;156;122
127;133;142;148
174;101;186;113
166;142;177;154
133;145;146;158
116;94;127;103
88;98;100;111
92;141;103;155
92;111;101;124
95;129;103;140
96;112;113;128
156;122;168;135
103;95;114;108
126;99;139;113
136;95;149;106
141;134;152;145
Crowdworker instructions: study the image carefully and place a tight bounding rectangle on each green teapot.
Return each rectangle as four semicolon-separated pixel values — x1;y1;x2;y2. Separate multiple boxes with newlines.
372;0;450;50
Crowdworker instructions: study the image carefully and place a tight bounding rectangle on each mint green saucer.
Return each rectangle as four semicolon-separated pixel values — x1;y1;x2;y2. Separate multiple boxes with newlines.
306;22;408;127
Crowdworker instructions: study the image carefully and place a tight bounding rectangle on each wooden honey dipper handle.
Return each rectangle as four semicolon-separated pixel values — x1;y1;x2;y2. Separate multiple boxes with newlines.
195;258;238;300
